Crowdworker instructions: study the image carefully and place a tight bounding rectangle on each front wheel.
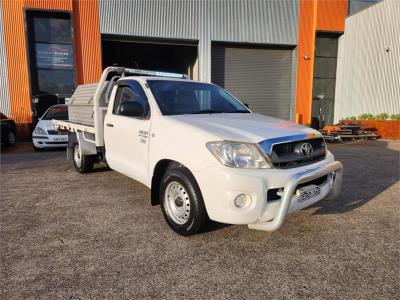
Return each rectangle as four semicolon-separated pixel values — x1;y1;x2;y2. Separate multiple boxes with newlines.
72;140;95;173
160;167;208;236
33;144;44;152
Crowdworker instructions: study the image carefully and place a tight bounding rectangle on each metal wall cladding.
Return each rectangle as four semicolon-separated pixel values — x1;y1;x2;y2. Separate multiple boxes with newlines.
23;0;72;11
99;0;299;44
0;0;11;116
334;0;400;122
316;0;347;32
1;0;32;123
98;0;299;82
73;0;102;84
1;0;102;124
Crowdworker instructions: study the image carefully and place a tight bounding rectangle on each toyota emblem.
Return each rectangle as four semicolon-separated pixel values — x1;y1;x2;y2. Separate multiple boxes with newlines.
299;143;313;158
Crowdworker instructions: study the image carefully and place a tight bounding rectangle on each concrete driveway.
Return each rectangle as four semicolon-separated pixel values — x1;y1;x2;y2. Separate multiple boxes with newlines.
1;140;399;299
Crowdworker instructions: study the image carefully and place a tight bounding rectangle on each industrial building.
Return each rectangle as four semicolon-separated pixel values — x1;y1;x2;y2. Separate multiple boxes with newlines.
0;0;388;139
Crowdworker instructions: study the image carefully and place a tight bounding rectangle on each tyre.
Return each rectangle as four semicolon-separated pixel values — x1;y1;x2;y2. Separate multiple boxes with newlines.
7;131;16;145
160;167;208;236
72;140;95;173
33;144;44;152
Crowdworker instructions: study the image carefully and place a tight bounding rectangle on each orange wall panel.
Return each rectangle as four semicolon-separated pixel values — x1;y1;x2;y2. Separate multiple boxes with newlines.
73;0;102;84
295;0;317;125
295;0;348;124
2;0;101;124
2;0;73;123
316;0;348;32
2;0;31;123
24;0;72;11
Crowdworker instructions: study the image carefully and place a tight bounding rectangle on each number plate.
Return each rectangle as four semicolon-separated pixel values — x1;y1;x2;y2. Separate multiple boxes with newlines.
298;185;321;202
54;136;67;142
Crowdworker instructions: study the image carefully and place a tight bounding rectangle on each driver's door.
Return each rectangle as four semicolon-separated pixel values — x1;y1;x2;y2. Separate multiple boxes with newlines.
104;80;151;185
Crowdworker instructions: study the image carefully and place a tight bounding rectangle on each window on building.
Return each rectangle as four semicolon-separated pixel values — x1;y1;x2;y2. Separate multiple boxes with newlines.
26;10;76;121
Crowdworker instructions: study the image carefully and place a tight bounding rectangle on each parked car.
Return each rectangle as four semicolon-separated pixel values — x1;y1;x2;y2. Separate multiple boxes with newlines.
32;104;68;151
54;67;343;236
1;112;16;146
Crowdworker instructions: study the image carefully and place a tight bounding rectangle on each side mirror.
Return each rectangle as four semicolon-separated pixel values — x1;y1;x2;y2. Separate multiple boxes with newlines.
243;103;250;109
119;101;145;117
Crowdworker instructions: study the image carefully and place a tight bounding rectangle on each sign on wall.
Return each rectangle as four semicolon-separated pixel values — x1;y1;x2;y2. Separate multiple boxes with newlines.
35;43;74;70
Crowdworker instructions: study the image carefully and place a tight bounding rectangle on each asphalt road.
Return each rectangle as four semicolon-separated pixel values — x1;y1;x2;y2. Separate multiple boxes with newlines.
1;140;399;299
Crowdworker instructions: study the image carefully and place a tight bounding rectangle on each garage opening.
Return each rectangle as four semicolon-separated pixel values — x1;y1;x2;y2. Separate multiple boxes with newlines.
102;36;199;80
212;43;295;120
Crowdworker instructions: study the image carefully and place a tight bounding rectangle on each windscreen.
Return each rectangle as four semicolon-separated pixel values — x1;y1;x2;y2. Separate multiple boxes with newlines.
42;106;68;120
147;80;249;116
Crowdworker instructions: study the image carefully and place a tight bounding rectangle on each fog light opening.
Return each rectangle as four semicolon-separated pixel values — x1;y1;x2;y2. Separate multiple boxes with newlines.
234;194;249;208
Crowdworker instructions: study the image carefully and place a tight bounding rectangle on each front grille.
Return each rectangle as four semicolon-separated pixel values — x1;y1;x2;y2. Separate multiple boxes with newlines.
296;175;328;190
270;138;326;168
267;174;329;202
47;130;60;135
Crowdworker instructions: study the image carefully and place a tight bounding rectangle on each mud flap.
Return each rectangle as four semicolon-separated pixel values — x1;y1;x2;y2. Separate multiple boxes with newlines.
67;132;77;160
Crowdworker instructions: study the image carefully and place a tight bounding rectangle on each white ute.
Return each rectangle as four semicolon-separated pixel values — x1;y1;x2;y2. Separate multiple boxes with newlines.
54;67;343;236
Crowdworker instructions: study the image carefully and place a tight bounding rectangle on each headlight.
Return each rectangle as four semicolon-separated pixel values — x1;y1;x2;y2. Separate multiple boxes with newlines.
207;141;271;169
33;127;47;135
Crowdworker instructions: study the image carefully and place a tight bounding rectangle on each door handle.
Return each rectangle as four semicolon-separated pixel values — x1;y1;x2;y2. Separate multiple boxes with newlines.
106;123;114;127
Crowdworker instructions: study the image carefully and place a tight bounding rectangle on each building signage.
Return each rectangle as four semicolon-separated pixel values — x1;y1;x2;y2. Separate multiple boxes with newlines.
35;43;74;70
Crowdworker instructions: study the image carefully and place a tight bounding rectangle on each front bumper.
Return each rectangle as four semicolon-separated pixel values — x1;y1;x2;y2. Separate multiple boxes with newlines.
193;153;343;231
32;135;68;148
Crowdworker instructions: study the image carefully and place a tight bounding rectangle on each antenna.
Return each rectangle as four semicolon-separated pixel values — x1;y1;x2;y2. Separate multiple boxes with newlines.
134;61;140;69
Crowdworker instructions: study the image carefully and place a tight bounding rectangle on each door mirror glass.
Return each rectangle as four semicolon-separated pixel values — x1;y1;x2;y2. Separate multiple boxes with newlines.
119;101;144;118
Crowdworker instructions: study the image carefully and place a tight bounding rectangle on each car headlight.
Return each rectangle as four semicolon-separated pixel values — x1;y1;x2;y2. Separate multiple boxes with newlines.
207;141;271;169
33;127;47;135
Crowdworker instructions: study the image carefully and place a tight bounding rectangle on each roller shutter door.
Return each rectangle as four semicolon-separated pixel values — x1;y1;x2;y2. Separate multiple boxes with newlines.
211;44;294;120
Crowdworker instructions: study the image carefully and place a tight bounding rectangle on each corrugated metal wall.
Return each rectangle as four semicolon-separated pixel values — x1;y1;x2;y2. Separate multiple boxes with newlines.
334;0;400;122
0;0;102;124
2;0;32;123
98;0;299;82
295;0;317;125
316;0;347;32
24;0;72;11
0;0;11;116
73;0;102;84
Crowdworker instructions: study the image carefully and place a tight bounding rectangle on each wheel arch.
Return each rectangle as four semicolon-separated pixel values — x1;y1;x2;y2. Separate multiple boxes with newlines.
151;159;199;206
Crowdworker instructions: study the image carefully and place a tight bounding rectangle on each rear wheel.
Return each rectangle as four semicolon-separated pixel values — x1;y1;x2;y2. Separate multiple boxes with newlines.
72;140;95;173
160;167;207;236
7;131;16;145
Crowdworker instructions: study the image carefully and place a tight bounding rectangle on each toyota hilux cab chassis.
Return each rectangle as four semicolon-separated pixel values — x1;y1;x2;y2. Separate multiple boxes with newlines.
54;67;343;236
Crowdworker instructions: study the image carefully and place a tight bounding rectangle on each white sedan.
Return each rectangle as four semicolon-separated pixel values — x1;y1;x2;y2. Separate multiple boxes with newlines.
32;104;68;151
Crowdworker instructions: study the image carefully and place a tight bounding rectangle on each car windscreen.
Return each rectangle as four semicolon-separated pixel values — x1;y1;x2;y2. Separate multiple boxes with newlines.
42;106;68;120
147;80;250;116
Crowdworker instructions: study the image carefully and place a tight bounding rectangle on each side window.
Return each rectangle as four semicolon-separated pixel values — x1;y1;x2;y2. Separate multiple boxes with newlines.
112;81;149;117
